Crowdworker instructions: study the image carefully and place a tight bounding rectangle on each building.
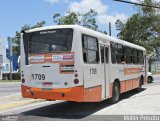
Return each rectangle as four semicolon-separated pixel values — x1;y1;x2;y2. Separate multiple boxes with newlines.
0;37;18;80
0;37;3;80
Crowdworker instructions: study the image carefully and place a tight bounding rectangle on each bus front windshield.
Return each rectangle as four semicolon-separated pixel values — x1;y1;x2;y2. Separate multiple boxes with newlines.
24;29;73;54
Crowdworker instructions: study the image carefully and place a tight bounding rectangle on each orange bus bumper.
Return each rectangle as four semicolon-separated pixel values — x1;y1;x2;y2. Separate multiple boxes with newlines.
21;85;102;102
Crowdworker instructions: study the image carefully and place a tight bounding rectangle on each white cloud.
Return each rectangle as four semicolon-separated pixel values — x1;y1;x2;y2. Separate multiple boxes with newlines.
69;0;107;14
69;0;128;26
45;0;59;4
45;0;74;5
98;14;128;25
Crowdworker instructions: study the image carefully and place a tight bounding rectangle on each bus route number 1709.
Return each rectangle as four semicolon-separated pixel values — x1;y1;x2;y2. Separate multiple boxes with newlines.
32;74;45;80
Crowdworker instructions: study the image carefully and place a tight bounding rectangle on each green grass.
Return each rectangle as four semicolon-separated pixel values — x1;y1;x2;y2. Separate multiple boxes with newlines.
0;80;20;83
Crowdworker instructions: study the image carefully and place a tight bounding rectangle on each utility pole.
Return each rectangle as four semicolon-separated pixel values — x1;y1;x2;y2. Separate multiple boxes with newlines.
109;22;112;36
0;55;3;80
0;38;3;80
8;37;13;81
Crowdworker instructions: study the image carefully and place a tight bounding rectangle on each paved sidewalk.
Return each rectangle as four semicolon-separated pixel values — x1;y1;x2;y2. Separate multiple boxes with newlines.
0;82;21;85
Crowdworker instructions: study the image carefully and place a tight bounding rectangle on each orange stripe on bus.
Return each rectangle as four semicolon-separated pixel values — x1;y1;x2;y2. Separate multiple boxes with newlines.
120;81;126;93
21;85;84;102
124;68;141;75
84;86;102;102
110;84;113;97
110;78;140;97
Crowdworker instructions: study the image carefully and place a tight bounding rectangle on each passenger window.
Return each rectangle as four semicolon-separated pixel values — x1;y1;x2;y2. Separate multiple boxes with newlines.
100;46;104;63
116;44;123;64
105;47;109;63
132;49;138;64
124;46;132;64
139;51;144;64
82;35;99;63
111;42;116;64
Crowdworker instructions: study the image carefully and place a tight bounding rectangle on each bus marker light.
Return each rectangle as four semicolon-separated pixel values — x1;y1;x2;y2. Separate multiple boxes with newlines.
22;74;24;77
42;82;52;87
74;79;79;84
22;78;25;83
64;82;68;86
75;74;78;77
74;70;77;72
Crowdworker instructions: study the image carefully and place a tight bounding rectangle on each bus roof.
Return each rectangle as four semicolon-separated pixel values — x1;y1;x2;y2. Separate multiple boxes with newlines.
26;25;146;51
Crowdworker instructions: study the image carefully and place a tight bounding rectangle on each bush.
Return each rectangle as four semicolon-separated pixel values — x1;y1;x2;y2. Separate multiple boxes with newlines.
3;73;20;80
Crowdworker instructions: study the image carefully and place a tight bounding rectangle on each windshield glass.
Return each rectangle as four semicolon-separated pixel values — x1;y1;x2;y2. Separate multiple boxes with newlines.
27;29;73;54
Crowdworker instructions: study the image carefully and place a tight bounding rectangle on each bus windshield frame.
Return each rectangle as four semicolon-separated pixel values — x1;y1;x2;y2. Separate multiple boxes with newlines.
23;28;73;65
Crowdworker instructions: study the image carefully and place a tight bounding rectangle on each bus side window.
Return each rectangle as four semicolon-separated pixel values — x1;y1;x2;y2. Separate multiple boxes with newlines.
124;46;132;64
116;44;123;64
100;46;104;63
83;50;87;62
82;35;99;63
111;42;116;64
121;55;126;62
133;49;138;64
105;47;109;63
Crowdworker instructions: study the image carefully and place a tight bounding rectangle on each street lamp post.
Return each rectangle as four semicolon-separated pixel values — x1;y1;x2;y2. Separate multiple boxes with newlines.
0;38;3;80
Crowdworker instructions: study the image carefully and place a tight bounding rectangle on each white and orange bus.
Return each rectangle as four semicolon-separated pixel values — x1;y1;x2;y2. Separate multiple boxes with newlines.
21;25;147;103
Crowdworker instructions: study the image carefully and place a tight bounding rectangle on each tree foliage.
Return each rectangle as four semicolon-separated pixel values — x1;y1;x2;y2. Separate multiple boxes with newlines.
12;21;45;56
115;0;160;53
53;9;98;31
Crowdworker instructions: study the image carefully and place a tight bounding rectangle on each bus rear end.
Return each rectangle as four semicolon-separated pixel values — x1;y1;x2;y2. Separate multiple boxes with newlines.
21;27;84;102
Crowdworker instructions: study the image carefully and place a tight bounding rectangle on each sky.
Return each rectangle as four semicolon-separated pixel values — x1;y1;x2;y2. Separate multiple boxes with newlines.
0;0;154;47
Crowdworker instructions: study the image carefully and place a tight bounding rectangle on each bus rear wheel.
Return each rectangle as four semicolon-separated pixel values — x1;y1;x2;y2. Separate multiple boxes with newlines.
110;82;120;104
135;77;143;92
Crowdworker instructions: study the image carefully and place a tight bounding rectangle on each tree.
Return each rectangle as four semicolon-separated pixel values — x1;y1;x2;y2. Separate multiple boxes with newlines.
53;9;98;31
115;0;160;54
12;21;45;56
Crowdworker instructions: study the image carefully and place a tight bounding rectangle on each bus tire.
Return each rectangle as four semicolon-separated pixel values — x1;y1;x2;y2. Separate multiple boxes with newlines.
135;77;143;92
148;76;153;83
110;81;120;104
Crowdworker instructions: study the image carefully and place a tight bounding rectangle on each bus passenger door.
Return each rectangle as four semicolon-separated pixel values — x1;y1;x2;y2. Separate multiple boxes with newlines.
100;45;110;99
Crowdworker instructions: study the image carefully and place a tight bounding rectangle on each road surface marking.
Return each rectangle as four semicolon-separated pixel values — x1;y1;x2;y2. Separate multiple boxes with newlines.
0;99;44;111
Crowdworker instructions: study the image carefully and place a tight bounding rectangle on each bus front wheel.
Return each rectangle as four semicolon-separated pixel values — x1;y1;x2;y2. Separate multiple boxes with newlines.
110;82;120;104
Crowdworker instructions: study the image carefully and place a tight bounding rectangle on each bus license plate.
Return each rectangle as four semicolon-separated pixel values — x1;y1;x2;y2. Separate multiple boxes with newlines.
42;82;52;87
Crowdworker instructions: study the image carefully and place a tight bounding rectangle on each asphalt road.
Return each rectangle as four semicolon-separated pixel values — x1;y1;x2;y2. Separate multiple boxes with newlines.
0;83;21;97
0;75;160;121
